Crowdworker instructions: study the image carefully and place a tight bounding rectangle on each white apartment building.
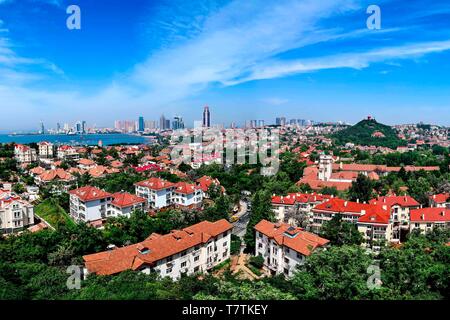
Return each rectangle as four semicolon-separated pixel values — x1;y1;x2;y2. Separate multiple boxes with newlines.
254;219;329;277
357;211;394;250
409;208;450;234
135;177;175;209
0;189;34;234
110;192;146;218
83;219;233;280
69;186;113;222
271;192;332;226
57;145;80;161
14;144;37;164
172;182;203;208
38;141;54;158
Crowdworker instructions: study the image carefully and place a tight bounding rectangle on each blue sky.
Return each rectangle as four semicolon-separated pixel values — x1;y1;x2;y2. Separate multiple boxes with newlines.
0;0;450;131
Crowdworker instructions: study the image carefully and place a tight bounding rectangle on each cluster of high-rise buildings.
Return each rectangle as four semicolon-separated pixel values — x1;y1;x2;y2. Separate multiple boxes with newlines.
39;120;88;135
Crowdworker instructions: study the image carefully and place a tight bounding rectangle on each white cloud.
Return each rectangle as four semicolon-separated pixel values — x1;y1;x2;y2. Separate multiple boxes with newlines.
0;0;450;129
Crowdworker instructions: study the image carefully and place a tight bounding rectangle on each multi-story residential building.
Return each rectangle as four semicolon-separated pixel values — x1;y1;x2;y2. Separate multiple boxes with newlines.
78;158;96;170
57;145;80;161
369;195;420;240
311;198;383;233
14;144;37;164
254;219;329;277
0;189;34;234
69;186;113;222
83;219;232;279
172;182;203;209
38;141;54;158
110;192;146;218
271;192;332;226
429;193;450;208
357;210;393;250
409;208;450;234
135;177;175;209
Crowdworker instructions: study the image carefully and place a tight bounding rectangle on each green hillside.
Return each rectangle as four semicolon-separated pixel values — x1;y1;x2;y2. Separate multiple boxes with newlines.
332;118;405;148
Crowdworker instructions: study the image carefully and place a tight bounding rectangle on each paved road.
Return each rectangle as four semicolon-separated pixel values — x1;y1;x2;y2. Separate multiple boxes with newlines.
232;200;251;238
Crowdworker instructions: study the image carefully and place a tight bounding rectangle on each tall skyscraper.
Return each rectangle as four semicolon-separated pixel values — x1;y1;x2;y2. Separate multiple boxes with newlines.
40;121;45;134
56;123;61;133
75;121;82;133
138;116;145;132
202;105;211;128
82;120;87;133
160;115;166;130
172;116;184;130
275;117;286;126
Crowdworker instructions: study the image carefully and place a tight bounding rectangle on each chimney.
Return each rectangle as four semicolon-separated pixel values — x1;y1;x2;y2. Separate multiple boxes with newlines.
383;198;386;203
356;199;360;203
441;211;445;217
344;201;348;207
421;214;425;220
382;205;387;211
361;209;366;215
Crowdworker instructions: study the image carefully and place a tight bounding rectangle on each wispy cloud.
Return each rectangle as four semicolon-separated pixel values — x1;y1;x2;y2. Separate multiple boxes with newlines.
224;40;450;84
1;0;450;129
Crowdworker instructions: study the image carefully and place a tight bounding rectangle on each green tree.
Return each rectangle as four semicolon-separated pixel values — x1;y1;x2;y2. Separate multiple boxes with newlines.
243;190;274;253
348;174;374;203
320;214;363;246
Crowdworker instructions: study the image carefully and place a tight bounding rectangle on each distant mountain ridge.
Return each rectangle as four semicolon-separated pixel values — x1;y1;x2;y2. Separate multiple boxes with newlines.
331;118;405;149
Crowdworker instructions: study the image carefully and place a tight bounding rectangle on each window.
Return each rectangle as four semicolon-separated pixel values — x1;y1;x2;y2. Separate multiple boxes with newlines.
166;268;172;274
258;243;263;248
284;257;289;264
181;261;187;268
223;241;227;247
194;256;199;262
223;250;228;257
296;253;303;260
272;247;278;254
166;256;173;262
194;266;199;272
284;268;289;276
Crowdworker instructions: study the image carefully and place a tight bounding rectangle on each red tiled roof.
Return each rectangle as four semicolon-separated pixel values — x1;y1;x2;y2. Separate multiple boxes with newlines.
254;219;329;256
78;158;95;166
410;208;450;222
173;182;199;194
271;192;331;205
429;193;450;204
69;186;112;202
369;195;420;208
313;197;387;216
111;192;145;208
358;210;390;225
83;219;232;275
134;177;174;190
298;179;352;191
39;169;73;182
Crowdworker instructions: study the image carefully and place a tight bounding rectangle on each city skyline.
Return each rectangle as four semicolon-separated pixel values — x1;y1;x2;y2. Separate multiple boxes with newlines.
1;0;450;130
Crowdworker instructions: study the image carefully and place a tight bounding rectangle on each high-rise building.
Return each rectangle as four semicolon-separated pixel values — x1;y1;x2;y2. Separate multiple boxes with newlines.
56;123;61;133
172;116;184;130
289;119;297;125
202;105;211;128
82;120;87;134
275;117;286;126
40;121;45;134
145;120;157;130
258;120;265;127
165;119;171;130
138;116;145;132
230;122;236;129
75;121;82;134
160;115;166;130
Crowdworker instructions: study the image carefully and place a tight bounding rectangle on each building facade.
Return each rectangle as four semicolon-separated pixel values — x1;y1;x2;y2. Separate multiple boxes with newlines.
83;219;233;280
69;186;113;222
254;219;329;277
0;190;34;234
